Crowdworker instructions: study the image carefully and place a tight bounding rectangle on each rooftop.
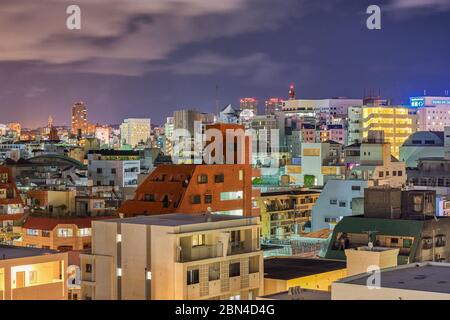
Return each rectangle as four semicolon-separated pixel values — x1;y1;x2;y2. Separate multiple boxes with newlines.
0;245;57;260
260;189;320;197
101;213;254;227
259;289;331;300
337;262;450;294
264;257;346;280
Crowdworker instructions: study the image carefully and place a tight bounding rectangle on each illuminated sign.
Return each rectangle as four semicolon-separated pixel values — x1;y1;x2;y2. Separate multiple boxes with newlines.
431;99;450;105
410;97;425;107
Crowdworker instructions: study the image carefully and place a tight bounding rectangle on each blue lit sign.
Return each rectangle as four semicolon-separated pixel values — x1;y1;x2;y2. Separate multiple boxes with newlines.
431;99;450;105
410;97;425;108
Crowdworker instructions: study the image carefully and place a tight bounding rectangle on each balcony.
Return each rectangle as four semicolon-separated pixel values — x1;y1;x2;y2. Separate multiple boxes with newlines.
178;243;223;263
12;281;65;300
249;273;260;288
187;283;201;299
229;241;255;256
208;280;222;297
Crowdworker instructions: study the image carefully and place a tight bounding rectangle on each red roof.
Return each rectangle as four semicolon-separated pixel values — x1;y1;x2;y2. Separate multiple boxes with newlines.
23;216;116;230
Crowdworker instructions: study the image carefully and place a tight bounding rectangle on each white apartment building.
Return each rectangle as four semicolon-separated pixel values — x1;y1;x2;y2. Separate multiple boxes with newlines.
282;98;363;125
120;118;151;148
412;96;450;131
80;214;264;300
95;126;111;147
87;150;140;187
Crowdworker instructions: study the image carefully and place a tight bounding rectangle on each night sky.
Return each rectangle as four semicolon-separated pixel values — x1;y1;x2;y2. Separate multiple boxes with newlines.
0;0;449;127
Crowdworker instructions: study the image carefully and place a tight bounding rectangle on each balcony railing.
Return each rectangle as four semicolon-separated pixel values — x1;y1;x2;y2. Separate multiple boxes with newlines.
178;243;223;263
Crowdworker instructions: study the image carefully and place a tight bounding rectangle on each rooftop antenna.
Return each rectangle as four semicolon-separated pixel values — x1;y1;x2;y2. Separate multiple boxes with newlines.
445;90;449;96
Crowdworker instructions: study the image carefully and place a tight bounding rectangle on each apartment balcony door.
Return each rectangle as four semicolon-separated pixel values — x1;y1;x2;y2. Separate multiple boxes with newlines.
15;271;25;289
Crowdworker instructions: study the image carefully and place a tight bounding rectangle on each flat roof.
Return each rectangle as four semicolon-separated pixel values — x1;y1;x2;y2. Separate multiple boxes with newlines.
264;257;346;280
338;262;450;294
259;289;331;300
100;213;254;227
260;190;320;197
0;245;58;260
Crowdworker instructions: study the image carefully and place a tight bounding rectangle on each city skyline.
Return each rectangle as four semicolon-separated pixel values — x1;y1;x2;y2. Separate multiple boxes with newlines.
0;0;449;127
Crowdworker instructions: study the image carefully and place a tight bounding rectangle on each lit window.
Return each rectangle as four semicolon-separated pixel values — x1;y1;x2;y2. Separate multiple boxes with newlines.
57;228;73;237
192;234;205;247
26;229;39;236
78;228;91;237
116;234;122;243
117;268;122;277
220;191;243;201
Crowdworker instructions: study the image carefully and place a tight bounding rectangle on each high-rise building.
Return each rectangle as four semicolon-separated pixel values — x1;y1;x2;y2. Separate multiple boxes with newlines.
120;118;151;148
240;98;258;115
7;122;21;138
95;125;111;147
173;110;203;163
411;96;450;131
353;105;417;158
265;98;283;115
71;102;88;136
80;213;263;300
164;117;174;155
173;109;202;135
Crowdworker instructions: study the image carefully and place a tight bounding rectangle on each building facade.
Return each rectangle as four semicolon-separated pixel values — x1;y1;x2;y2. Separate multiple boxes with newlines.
80;214;264;300
120;118;151;148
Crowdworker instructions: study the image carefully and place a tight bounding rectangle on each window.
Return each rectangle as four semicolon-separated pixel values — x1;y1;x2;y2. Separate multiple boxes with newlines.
214;174;225;183
204;194;212;204
209;263;220;281
398;171;403;176
197;174;208;184
96;168;103;174
42;230;51;237
379;171;384;178
111;168;116;174
220;191;243;201
403;239;412;248
109;180;115;186
339;201;347;208
230;230;241;243
57;228;73;237
85;264;92;273
390;238;399;245
78;228;91;237
192;234;205;247
26;229;39;236
229;263;240;277
144;194;155;202
351;186;361;191
29;271;37;284
330;199;337;205
239;170;244;181
393;171;397;176
191;195;201;204
386;171;390;176
187;269;199;285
